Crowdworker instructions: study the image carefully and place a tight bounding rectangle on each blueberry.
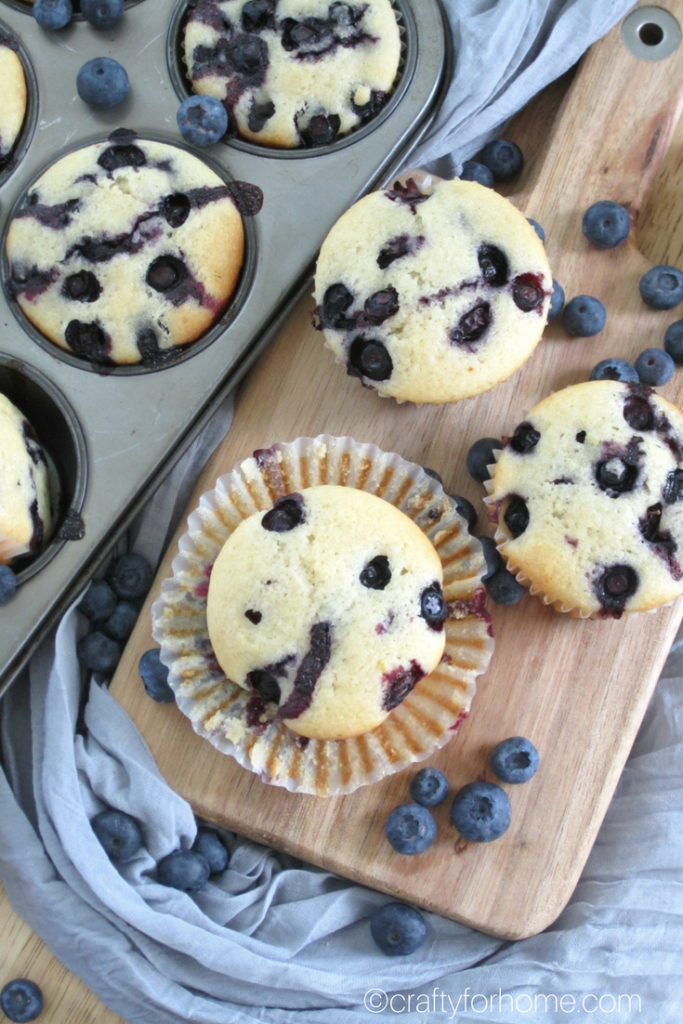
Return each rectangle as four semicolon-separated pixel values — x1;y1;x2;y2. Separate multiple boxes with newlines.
139;648;175;703
477;244;509;287
420;583;447;629
261;494;306;532
177;95;228;147
102;600;138;641
77;57;130;109
347;336;393;381
460;160;493;188
79;578;116;621
562;295;606;337
0;979;43;1022
107;551;153;600
527;218;545;241
589;357;639;382
385;803;436;854
77;631;120;674
192;826;229;874
582;200;631;248
91;808;142;861
635;347;675;386
548;279;565;320
664;320;683;364
477;535;503;580
509;421;540;453
484;567;524;605
490;736;539;783
466;437;500;483
359;555;391;590
157;849;211;893
33;0;72;30
81;0;124;28
0;565;18;605
450;780;511;842
478;139;524;181
370;902;427;956
409;766;449;807
639;265;683;310
450;494;478;532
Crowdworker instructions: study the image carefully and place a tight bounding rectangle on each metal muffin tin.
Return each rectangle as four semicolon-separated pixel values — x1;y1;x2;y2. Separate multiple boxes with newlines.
0;0;450;695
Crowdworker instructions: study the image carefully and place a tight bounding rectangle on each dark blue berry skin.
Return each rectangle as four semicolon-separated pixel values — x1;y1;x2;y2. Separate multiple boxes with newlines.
527;218;545;242
484;567;524;605
77;58;130;109
450;780;511;842
79;578;116;621
477;535;503;581
385;803;436;854
139;648;175;703
370;902;427;956
77;631;120;674
562;295;606;337
460;160;493;188
451;494;478;532
0;565;18;605
409;767;449;807
34;0;72;30
192;826;229;874
582;200;631;249
491;736;539;783
107;552;153;600
635;347;675;386
102;600;138;641
478;139;523;181
640;265;683;310
548;279;565;320
589;357;639;383
177;95;228;147
466;437;501;483
157;849;210;893
664;320;683;364
0;979;43;1023
81;0;124;28
91;808;142;861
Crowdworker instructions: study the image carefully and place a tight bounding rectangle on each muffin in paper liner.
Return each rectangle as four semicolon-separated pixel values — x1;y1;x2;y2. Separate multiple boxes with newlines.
152;435;494;796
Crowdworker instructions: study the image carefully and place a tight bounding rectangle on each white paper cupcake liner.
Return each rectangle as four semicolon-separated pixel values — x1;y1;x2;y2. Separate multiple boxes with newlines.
152;435;494;795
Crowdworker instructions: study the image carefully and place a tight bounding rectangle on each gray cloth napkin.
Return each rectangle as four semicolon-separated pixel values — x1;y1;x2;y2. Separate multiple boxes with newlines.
5;2;680;1022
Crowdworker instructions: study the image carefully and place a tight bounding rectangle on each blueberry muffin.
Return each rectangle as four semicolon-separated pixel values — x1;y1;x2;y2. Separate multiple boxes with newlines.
0;393;51;565
0;35;27;168
486;380;683;617
206;484;448;739
5;130;245;366
314;177;553;405
183;0;401;148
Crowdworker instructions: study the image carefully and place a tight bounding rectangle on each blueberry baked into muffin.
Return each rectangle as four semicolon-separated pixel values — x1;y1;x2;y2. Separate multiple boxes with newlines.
0;34;27;169
5;130;245;366
183;0;401;148
313;177;553;405
486;380;683;617
0;393;51;566
206;484;448;739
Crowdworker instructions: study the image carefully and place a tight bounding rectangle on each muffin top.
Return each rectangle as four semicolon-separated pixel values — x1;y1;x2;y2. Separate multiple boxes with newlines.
486;380;683;617
0;38;27;166
0;393;51;566
206;484;448;739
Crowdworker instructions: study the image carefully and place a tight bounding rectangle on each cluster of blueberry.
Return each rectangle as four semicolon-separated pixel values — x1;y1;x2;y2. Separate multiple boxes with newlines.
77;550;153;675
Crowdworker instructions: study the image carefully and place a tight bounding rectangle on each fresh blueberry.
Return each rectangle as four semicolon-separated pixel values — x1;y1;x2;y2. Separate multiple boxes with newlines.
450;780;511;842
484;567;524;605
370;902;427;956
91;808;142;861
107;551;153;600
409;767;449;807
460;160;493;188
582;200;631;248
589;357;639;382
466;437;501;483
102;600;138;641
548;279;565;320
157;849;210;893
77;631;120;674
139;648;175;703
81;0;124;28
192;826;229;874
0;979;43;1022
177;95;228;147
385;803;436;854
635;347;675;386
491;736;539;783
33;0;72;30
450;494;478;532
477;535;503;580
0;565;18;605
478;139;524;181
639;265;683;310
562;295;606;337
664;320;683;364
527;218;545;241
77;57;130;109
79;578;116;621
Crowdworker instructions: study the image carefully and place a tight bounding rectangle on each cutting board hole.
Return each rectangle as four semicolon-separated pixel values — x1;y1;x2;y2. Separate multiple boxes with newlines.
621;6;681;61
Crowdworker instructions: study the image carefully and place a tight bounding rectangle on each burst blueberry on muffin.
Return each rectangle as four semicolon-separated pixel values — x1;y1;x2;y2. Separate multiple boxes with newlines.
0;393;51;565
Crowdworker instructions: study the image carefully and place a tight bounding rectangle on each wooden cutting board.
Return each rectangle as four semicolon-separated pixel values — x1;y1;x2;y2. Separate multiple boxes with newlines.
111;2;683;939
